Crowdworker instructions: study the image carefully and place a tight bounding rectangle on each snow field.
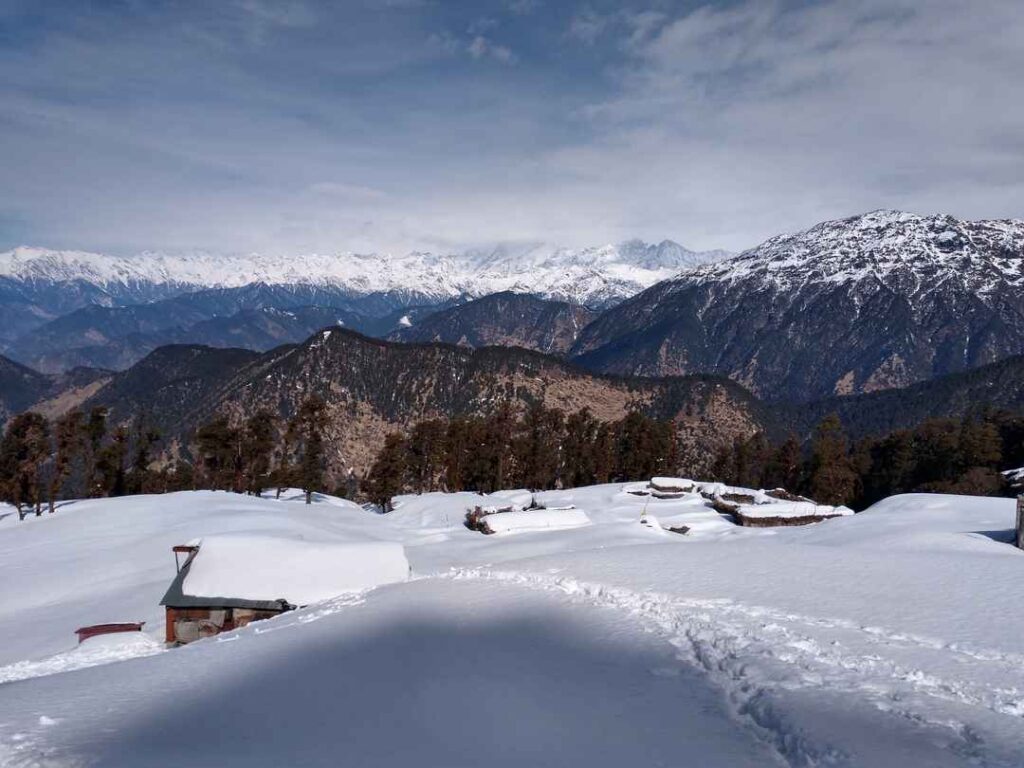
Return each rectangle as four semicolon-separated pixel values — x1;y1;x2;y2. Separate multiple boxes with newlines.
0;487;1022;766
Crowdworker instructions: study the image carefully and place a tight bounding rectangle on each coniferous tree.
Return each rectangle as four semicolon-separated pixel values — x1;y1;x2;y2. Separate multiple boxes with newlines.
407;419;447;492
763;433;802;491
293;396;328;504
515;405;564;490
0;412;51;519
563;408;600;487
127;421;161;495
807;414;858;505
84;406;108;497
592;423;617;484
366;433;408;512
195;417;238;491
49;409;84;512
271;417;299;498
443;417;471;492
243;409;277;496
96;426;129;497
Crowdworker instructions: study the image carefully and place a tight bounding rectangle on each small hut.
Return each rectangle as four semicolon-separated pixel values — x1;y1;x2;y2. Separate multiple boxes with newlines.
160;535;410;644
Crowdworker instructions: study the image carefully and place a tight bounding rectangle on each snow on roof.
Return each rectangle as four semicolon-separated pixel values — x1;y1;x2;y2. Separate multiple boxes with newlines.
733;500;853;519
180;535;409;606
478;489;534;512
481;509;591;535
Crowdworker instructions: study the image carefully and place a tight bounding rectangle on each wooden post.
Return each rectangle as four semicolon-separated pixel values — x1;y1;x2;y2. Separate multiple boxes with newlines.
1016;495;1024;550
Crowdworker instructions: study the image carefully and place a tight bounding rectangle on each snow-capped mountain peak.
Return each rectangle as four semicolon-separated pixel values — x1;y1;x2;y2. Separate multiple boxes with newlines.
0;239;732;308
687;210;1024;292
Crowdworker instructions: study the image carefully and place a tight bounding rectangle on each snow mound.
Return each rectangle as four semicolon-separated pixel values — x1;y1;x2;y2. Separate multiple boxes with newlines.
0;631;162;685
183;535;409;605
481;509;591;535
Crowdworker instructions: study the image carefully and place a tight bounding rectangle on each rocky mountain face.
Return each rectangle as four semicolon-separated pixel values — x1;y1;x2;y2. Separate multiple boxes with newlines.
74;330;766;479
390;293;597;355
572;211;1024;402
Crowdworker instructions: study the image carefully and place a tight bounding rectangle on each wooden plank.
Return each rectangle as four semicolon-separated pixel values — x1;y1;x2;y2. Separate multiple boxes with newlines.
1016;496;1024;550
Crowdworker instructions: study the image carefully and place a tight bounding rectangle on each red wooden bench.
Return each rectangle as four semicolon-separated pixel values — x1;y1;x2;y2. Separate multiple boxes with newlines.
75;622;145;643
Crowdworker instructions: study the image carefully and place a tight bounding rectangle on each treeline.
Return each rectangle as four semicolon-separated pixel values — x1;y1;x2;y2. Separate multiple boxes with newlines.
4;398;1021;520
0;406;167;519
0;396;336;519
364;406;678;511
712;412;1024;508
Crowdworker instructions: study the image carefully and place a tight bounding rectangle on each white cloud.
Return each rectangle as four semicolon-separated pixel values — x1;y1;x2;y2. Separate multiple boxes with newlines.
2;0;1022;256
467;35;516;64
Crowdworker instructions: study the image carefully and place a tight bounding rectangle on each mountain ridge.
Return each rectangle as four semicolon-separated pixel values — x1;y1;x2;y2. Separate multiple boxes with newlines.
571;210;1024;401
0;239;731;310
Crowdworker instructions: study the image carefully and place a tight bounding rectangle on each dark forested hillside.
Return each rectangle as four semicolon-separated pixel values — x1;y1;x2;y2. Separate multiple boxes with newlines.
783;355;1024;440
391;292;597;355
73;329;767;480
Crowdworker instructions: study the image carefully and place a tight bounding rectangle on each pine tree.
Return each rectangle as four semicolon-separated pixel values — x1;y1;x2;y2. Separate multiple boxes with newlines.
243;409;277;496
127;421;161;495
592;424;617;484
195;417;238;491
366;433;408;512
0;412;51;519
293;396;328;504
443;417;471;492
96;427;129;497
49;409;84;511
807;414;858;505
84;406;108;497
763;433;802;491
515;405;564;490
563;408;600;487
407;419;447;492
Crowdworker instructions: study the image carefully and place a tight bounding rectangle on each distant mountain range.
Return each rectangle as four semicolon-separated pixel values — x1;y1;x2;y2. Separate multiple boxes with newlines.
2;209;1024;404
0;238;729;313
0;239;729;372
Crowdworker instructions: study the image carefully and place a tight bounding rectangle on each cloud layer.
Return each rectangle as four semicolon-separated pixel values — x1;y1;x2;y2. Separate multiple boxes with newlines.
1;0;1022;255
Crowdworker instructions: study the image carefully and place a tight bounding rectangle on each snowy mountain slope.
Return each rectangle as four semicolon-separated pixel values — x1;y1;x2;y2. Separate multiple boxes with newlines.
0;240;730;311
1;488;1023;766
572;210;1024;401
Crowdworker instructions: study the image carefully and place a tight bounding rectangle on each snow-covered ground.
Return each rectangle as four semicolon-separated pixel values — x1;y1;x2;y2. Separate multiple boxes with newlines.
1;485;1022;766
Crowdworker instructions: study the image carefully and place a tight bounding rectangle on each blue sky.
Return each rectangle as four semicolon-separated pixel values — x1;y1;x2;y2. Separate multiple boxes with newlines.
1;0;1022;255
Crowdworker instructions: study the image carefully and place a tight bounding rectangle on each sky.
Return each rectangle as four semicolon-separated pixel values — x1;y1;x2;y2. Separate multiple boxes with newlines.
1;0;1023;256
